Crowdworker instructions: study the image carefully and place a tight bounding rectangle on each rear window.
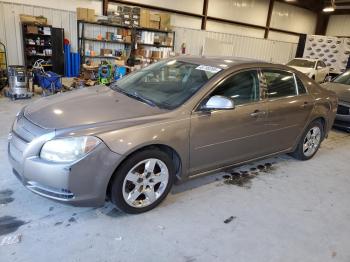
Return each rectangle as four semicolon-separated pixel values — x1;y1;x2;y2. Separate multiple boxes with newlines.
287;59;315;68
262;70;297;98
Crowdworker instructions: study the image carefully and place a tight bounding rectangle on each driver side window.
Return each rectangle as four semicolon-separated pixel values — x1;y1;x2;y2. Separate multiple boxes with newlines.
211;70;260;106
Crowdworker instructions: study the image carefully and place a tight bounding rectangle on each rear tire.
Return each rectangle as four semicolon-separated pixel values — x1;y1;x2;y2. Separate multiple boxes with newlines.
291;120;324;160
110;149;175;214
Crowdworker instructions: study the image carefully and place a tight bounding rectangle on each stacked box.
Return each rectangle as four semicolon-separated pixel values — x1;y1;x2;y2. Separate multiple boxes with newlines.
140;9;150;28
160;13;171;31
77;8;95;22
149;13;160;29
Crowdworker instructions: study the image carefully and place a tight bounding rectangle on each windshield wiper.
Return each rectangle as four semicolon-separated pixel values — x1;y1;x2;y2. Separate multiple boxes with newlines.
113;86;157;107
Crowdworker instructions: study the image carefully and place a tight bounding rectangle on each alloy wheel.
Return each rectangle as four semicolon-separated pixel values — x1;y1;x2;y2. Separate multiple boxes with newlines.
303;126;321;157
122;158;169;208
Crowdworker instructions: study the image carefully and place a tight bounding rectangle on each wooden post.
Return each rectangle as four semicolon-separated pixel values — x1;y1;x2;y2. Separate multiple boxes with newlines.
103;0;108;16
264;0;275;39
201;0;209;30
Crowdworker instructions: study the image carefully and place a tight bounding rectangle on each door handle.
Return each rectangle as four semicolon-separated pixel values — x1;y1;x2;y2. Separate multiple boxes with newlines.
250;110;266;117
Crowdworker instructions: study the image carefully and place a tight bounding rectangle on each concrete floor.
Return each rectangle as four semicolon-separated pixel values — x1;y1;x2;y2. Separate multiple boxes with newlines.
1;96;350;262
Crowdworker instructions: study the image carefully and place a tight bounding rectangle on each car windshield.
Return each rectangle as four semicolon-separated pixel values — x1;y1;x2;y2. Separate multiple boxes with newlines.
287;59;315;68
333;71;350;85
111;59;220;109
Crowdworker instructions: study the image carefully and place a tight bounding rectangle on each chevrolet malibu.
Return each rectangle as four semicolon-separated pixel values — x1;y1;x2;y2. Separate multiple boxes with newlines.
8;57;337;213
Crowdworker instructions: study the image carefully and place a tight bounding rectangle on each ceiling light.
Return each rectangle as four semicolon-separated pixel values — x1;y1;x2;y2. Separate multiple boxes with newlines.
323;6;335;12
323;0;335;12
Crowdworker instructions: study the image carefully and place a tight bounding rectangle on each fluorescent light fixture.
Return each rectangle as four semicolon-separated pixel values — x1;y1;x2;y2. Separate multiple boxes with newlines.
323;0;335;12
323;6;335;12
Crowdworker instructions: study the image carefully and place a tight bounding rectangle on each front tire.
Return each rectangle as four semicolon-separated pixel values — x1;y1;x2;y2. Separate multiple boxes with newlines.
110;149;175;214
291;120;323;160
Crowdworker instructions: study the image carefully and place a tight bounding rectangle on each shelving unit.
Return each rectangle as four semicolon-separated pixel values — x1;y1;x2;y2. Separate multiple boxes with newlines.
21;23;53;69
77;20;175;65
0;42;8;90
79;36;131;45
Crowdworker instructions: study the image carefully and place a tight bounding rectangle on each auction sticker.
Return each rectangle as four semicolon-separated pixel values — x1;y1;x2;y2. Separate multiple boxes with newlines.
195;65;222;73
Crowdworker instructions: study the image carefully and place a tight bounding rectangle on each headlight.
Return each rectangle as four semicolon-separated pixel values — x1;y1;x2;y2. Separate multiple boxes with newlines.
40;136;101;163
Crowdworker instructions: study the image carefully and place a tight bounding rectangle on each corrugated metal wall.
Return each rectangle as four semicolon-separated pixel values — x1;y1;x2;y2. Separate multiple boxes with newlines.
0;1;77;65
0;1;298;66
173;27;298;64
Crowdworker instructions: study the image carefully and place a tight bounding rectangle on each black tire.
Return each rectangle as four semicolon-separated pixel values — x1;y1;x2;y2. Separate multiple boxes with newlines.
290;120;324;160
110;149;175;214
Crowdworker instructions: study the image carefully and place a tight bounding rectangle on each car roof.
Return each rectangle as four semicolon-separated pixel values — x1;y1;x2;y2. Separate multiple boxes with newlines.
175;56;266;70
291;57;318;62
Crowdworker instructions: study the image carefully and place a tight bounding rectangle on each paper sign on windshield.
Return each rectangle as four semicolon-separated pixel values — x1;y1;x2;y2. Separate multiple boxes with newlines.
195;65;222;73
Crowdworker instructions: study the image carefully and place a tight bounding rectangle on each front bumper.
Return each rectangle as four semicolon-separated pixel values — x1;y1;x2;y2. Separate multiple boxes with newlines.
8;117;121;207
334;101;350;131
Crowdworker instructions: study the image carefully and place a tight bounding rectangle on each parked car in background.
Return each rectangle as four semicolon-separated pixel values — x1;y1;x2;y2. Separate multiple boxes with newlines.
8;57;338;213
287;58;329;83
322;70;350;131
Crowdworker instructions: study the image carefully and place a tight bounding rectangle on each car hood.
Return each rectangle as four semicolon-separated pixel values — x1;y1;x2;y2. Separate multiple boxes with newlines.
321;82;350;103
289;66;313;74
24;85;168;129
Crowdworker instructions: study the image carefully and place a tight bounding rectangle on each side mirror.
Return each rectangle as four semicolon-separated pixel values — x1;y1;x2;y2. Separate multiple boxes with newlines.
325;76;333;82
202;95;235;110
317;66;323;70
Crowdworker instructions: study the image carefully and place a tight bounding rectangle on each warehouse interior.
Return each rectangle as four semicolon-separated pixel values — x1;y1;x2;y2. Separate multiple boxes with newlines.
1;0;350;261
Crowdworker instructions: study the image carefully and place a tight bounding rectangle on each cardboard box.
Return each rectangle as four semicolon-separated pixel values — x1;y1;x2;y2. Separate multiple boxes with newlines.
26;25;38;34
150;13;161;22
87;9;95;22
152;51;162;59
149;13;160;29
140;9;150;28
149;20;160;30
20;14;47;25
124;36;131;43
77;8;88;21
160;13;171;31
100;48;113;56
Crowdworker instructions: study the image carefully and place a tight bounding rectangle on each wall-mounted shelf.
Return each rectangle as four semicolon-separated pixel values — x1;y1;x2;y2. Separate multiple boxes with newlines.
85;55;119;59
79;37;131;45
138;43;173;48
77;20;175;66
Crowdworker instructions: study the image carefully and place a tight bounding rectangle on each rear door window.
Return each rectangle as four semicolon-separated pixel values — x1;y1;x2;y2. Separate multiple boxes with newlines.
262;70;297;99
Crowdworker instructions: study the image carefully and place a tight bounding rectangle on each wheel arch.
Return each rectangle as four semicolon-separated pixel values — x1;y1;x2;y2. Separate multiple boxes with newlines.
106;143;183;198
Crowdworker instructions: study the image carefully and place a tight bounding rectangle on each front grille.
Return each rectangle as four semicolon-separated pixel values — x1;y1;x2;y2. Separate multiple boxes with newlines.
27;181;75;200
8;132;28;163
13;116;39;142
337;104;350;115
